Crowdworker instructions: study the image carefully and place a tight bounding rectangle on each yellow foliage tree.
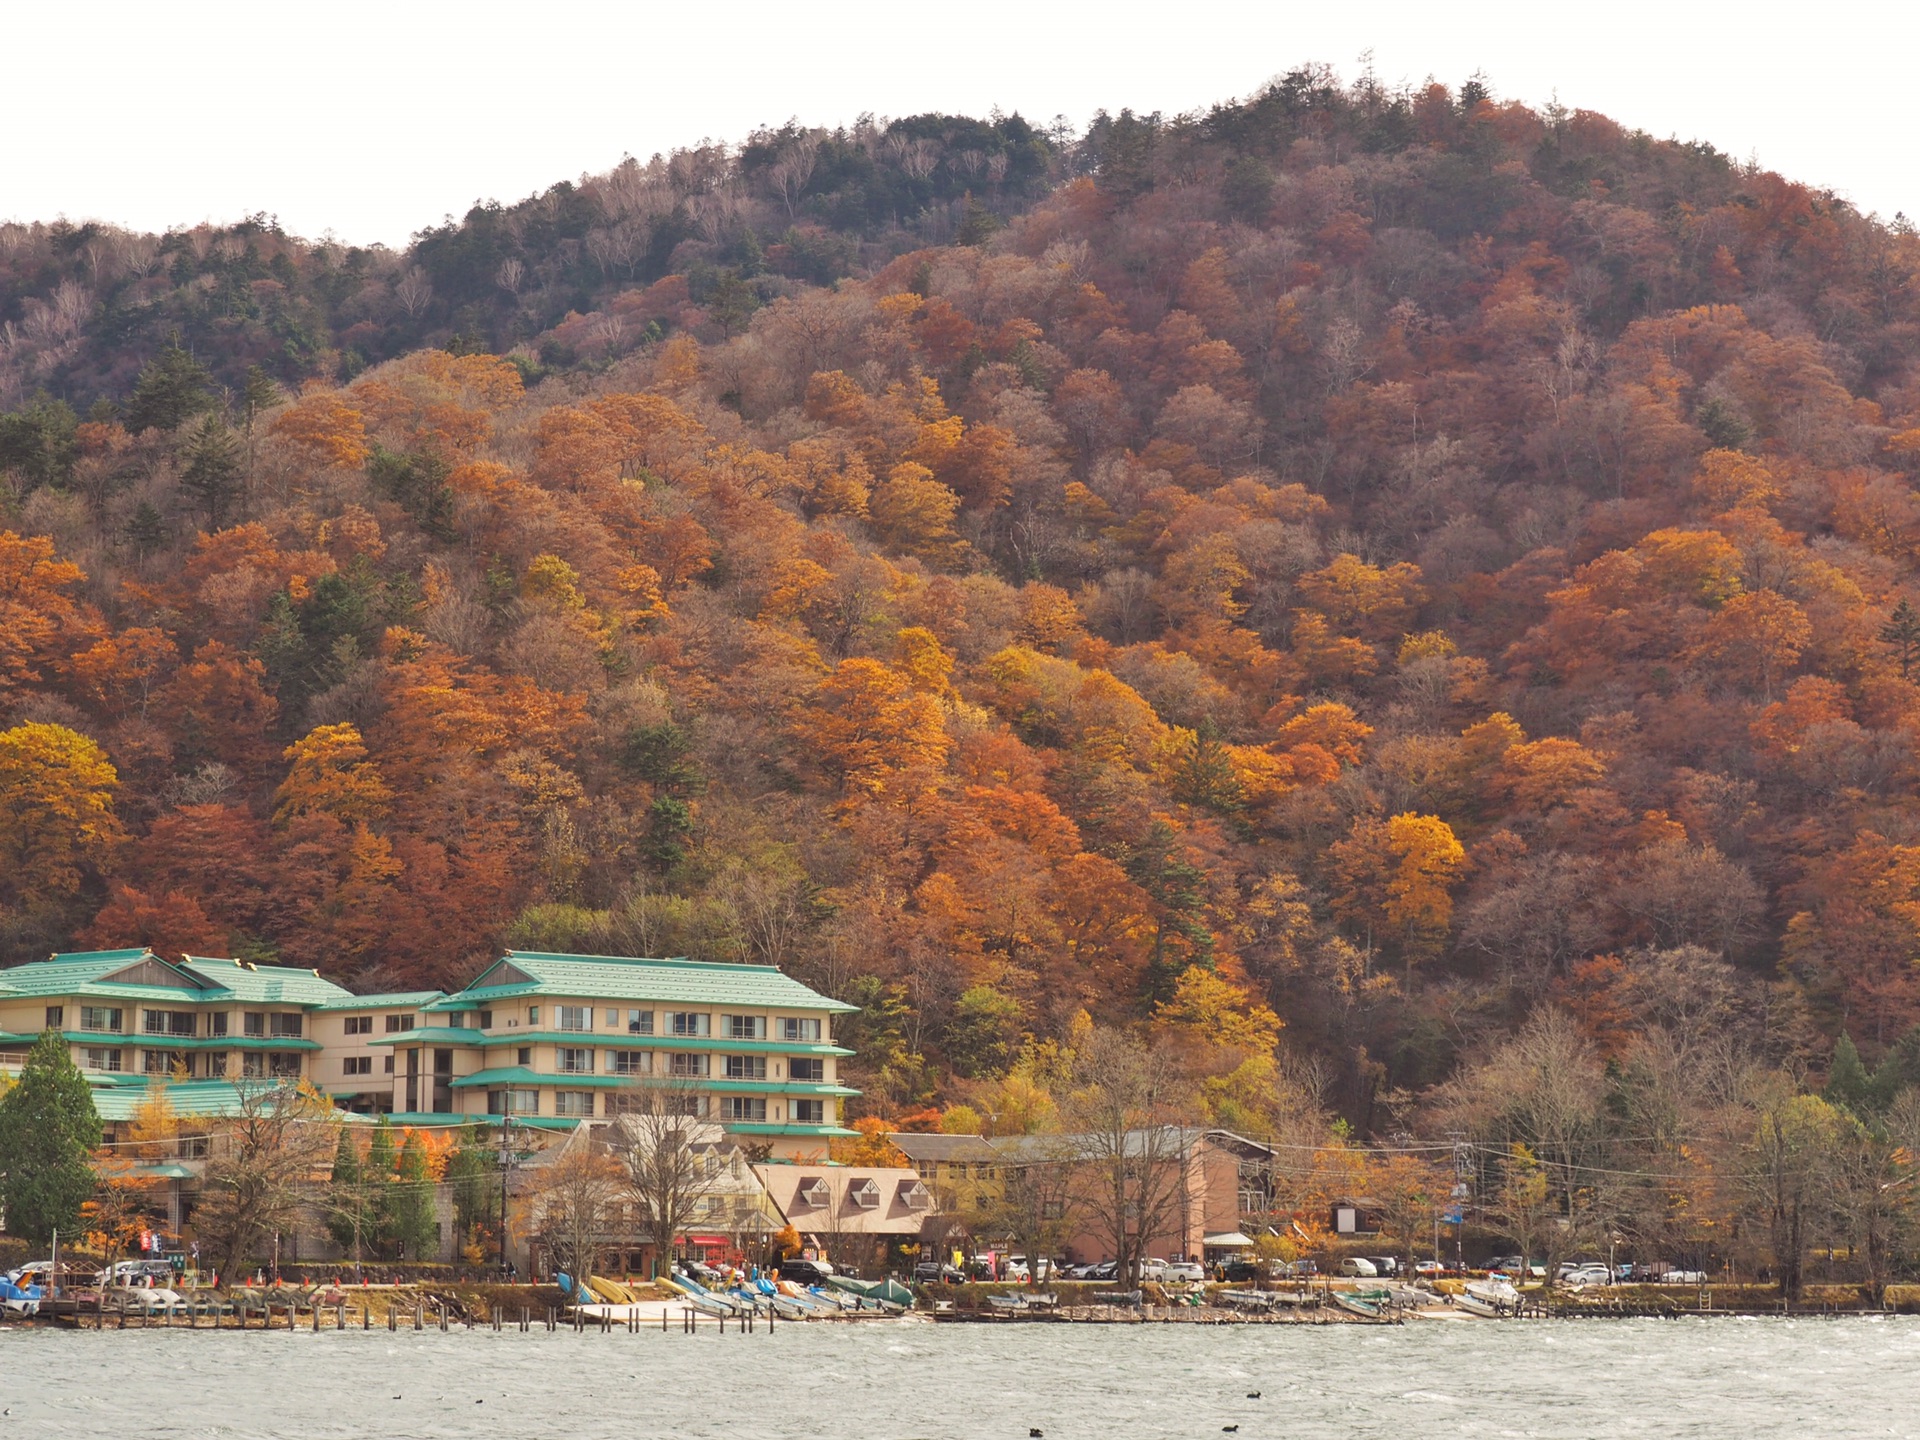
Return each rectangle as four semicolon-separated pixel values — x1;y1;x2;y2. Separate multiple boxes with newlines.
1329;811;1467;966
273;723;393;827
0;721;122;906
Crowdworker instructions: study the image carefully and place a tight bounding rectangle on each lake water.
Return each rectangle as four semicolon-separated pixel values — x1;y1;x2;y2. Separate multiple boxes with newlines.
2;1316;1916;1438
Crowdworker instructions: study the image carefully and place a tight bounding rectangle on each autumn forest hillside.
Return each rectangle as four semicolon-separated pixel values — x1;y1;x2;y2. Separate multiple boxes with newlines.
7;68;1920;1143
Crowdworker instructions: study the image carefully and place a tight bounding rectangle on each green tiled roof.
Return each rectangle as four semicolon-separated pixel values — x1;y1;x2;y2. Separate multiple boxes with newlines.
725;1122;859;1137
311;991;445;1011
89;1079;294;1123
427;952;857;1013
1;950;230;1002
180;957;355;1006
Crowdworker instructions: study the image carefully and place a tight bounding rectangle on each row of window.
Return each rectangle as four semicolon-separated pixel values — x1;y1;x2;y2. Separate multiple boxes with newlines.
483;1090;828;1123
474;1005;824;1042
343;1014;414;1035
83;1047;301;1079
548;1050;825;1081
53;1006;303;1038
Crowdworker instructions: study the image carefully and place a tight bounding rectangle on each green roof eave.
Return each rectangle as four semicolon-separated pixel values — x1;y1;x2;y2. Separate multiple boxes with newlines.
62;1032;320;1051
424;951;860;1013
448;1068;631;1090
706;1081;860;1097
723;1123;859;1137
311;991;445;1010
365;1027;479;1046
373;1029;850;1056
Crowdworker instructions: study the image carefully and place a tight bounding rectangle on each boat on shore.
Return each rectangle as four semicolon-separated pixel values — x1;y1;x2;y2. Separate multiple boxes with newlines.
1459;1277;1522;1317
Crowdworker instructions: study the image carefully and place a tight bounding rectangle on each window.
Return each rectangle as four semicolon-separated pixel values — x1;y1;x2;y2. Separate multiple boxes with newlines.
778;1017;822;1043
80;1006;124;1033
44;1005;63;1029
144;1010;196;1037
208;1013;228;1037
669;1092;707;1117
626;1009;654;1035
558;1005;592;1032
242;1053;265;1078
478;1009;493;1028
792;1099;825;1124
517;1046;532;1066
609;1051;651;1076
178;1134;210;1160
527;1006;540;1025
553;1091;595;1117
669;1053;709;1078
244;1013;265;1037
206;1052;228;1078
848;1178;881;1208
796;1178;830;1207
668;1012;709;1037
604;1009;620;1027
142;1049;184;1075
789;1057;824;1082
1042;1199;1064;1220
84;1046;123;1072
487;1089;540;1115
269;1014;303;1038
381;1055;394;1074
344;1016;373;1035
725;1014;765;1040
343;1056;373;1076
720;1096;767;1122
383;1014;413;1034
556;1046;594;1074
268;1053;301;1078
723;1055;767;1080
901;1181;934;1210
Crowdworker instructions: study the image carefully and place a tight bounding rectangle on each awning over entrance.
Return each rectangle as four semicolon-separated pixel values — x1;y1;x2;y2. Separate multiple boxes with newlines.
1203;1231;1256;1249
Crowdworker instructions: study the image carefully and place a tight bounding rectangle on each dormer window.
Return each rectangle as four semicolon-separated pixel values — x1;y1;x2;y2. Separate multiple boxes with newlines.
901;1181;934;1210
849;1179;881;1209
796;1178;830;1208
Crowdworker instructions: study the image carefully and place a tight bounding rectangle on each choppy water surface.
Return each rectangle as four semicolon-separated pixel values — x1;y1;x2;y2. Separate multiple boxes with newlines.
3;1316;1916;1438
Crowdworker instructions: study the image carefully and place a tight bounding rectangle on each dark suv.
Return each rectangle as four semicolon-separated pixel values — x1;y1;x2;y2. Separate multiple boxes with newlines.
776;1259;835;1286
1220;1259;1276;1284
913;1261;966;1284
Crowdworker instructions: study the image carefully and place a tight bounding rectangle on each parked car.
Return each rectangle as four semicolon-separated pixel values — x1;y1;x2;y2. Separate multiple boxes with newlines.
1490;1256;1547;1278
1219;1259;1275;1283
1337;1257;1379;1277
776;1258;835;1286
1562;1264;1613;1286
1366;1256;1401;1276
1137;1258;1169;1282
1659;1269;1707;1284
1005;1256;1053;1282
1413;1260;1450;1278
1282;1259;1319;1277
1088;1260;1119;1281
1164;1260;1205;1283
681;1260;725;1286
912;1261;965;1284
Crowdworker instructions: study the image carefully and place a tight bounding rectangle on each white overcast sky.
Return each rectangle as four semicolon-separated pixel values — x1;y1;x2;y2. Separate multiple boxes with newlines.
8;0;1915;248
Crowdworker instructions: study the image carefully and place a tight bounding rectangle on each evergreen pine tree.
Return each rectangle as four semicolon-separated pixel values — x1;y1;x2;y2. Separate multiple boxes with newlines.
324;1126;375;1270
124;344;215;434
390;1130;439;1261
1880;599;1920;678
179;414;243;528
365;1118;398;1255
0;1029;104;1244
1824;1032;1874;1115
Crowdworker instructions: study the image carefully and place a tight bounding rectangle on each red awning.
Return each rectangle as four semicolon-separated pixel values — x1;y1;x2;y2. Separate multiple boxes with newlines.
688;1235;729;1247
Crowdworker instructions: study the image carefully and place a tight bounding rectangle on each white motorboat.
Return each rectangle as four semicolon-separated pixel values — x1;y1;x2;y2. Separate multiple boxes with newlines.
1458;1277;1521;1317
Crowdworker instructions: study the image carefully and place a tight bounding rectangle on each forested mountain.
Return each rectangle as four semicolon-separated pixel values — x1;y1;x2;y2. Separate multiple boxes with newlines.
6;67;1920;1144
